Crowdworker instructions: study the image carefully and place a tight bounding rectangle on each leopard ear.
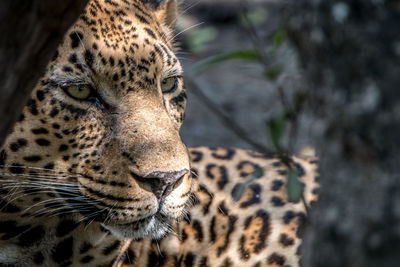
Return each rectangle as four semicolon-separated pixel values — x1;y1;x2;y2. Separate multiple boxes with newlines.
143;0;178;29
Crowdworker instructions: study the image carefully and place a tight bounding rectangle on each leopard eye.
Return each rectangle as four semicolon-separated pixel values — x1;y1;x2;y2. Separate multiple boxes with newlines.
65;84;92;100
161;77;178;94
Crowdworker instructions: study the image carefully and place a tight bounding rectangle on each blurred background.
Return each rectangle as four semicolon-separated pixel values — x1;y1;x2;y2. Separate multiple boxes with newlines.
174;2;400;264
175;0;315;154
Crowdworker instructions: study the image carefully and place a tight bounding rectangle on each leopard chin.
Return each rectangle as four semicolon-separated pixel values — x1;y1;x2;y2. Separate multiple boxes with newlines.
103;214;171;240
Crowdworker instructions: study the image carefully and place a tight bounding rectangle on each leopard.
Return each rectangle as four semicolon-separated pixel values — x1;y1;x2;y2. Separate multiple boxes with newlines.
0;0;319;266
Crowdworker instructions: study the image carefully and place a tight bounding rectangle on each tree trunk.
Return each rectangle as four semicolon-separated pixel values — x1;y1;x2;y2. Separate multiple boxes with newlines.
287;0;400;266
0;0;88;146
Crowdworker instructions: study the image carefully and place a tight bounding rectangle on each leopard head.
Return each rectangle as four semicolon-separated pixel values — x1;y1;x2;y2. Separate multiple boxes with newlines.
0;0;190;239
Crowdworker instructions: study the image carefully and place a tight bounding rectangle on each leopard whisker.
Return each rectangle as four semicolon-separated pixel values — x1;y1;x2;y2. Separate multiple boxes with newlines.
0;173;81;181
168;22;204;43
103;211;116;225
155;240;162;256
1;179;79;187
31;203;70;217
82;207;108;227
180;0;201;17
0;180;79;189
22;196;86;214
103;202;117;225
84;217;97;229
2;185;80;195
78;199;108;224
1;183;23;204
49;206;97;218
31;198;101;218
190;169;198;178
0;165;78;174
50;207;96;219
0;174;81;182
4;190;81;207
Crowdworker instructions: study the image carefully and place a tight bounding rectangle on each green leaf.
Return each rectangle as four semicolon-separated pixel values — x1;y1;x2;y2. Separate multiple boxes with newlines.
273;28;286;49
231;182;247;202
286;168;305;203
190;50;260;75
264;65;283;81
267;116;285;151
232;167;265;202
252;166;264;180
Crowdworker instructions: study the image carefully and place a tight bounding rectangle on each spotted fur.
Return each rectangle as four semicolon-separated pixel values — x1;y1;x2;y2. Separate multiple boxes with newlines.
119;147;319;267
0;0;319;266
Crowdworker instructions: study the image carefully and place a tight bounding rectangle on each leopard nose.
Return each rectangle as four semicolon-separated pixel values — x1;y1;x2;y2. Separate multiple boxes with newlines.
130;169;188;199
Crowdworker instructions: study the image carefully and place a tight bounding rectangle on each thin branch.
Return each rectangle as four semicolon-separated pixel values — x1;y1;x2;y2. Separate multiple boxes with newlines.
185;78;273;156
240;6;302;154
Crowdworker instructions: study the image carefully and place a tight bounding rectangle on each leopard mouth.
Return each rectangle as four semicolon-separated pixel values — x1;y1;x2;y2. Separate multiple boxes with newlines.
56;187;177;239
61;195;171;239
102;213;171;239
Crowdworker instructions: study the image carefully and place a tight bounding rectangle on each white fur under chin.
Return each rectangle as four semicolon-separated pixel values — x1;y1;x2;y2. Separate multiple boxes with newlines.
103;216;168;240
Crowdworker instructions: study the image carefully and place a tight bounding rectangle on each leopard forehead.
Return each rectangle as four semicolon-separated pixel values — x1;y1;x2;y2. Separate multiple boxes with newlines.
51;0;182;99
